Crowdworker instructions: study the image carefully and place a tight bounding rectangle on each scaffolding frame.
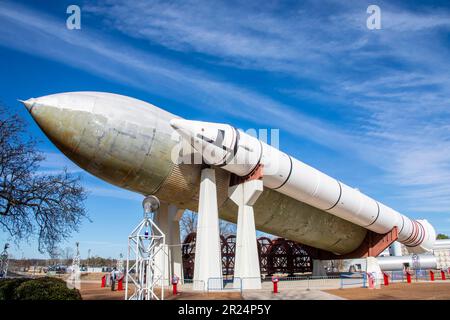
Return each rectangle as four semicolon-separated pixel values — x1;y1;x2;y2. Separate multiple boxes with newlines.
125;204;166;300
72;242;81;271
67;242;81;289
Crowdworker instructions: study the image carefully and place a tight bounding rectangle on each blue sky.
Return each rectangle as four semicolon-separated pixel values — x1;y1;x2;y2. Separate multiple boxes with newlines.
1;0;450;259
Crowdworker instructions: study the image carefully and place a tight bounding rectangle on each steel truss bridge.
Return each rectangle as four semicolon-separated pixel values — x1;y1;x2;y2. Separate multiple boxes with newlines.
182;232;313;278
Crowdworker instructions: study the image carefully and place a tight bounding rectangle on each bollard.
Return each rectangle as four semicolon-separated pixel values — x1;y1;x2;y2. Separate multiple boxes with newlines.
172;275;180;295
406;272;411;284
430;270;435;281
383;273;389;286
173;283;178;295
368;273;375;289
441;270;446;281
117;276;124;291
272;276;279;294
172;283;178;296
101;275;106;288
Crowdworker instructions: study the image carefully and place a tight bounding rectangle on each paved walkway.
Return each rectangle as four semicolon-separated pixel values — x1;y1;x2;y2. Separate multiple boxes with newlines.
79;279;347;300
326;282;450;300
242;289;346;300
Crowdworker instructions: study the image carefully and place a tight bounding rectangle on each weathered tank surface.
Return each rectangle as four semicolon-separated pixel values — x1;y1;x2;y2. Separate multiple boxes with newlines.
24;91;367;255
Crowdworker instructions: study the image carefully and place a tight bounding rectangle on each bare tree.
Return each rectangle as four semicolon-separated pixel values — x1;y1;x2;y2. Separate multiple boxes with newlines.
180;210;197;240
219;220;235;237
0;105;88;254
179;210;236;241
48;246;62;265
63;246;74;264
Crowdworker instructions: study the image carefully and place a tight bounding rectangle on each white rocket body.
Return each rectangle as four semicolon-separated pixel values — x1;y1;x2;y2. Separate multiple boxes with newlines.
171;119;436;253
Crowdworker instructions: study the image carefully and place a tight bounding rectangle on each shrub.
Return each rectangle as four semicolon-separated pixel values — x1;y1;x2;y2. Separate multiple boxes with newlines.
0;278;29;300
0;277;82;300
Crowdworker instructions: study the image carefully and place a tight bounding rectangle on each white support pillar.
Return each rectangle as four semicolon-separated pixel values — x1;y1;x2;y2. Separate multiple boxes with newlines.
229;179;263;290
366;256;382;288
312;260;328;276
154;203;184;285
171;207;185;283
193;168;223;291
389;241;403;257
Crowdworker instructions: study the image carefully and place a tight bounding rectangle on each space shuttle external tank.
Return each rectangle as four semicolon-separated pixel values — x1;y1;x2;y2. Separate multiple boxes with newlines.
21;92;435;256
170;119;436;254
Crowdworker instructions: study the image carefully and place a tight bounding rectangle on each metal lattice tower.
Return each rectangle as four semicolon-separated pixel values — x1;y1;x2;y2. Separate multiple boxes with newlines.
67;242;81;289
125;195;166;300
117;253;124;273
72;242;81;271
0;243;10;279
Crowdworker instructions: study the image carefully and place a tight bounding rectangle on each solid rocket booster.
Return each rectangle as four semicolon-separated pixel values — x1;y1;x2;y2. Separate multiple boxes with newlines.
170;119;436;253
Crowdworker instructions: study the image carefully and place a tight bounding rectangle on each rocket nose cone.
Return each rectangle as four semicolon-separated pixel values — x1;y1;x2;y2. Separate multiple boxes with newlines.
20;93;85;158
18;98;36;112
169;118;198;140
169;118;183;131
169;118;237;166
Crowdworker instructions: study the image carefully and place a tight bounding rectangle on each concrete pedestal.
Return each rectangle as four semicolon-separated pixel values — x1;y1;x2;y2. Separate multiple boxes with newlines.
154;203;184;285
193;168;223;291
312;260;328;276
229;179;263;290
366;256;382;288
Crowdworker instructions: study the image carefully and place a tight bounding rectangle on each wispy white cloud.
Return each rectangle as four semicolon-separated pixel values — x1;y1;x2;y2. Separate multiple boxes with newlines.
0;1;365;154
82;0;450;215
79;240;124;248
1;0;450;218
86;185;143;201
37;152;84;174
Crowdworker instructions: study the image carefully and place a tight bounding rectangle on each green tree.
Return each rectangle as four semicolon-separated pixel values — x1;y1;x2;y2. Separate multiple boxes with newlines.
436;233;449;240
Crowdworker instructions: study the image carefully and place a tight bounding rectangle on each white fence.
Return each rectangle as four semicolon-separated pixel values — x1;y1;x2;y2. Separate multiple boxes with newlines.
195;274;368;292
178;269;450;294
